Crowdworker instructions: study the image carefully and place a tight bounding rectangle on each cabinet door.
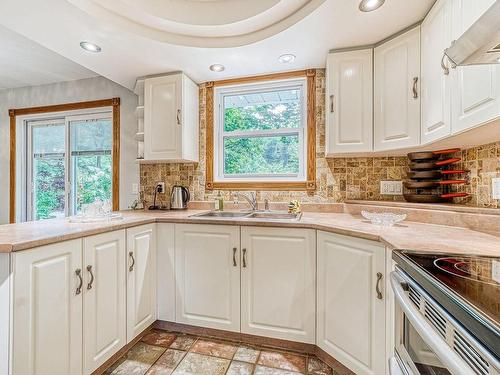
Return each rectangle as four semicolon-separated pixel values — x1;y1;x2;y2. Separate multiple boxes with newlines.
180;74;200;162
12;240;83;375
83;230;126;375
175;224;240;332
421;0;452;144
144;74;182;160
326;49;373;154
374;27;420;151
451;0;500;134
0;254;9;375
127;224;157;342
157;223;176;321
317;232;385;375
241;227;316;343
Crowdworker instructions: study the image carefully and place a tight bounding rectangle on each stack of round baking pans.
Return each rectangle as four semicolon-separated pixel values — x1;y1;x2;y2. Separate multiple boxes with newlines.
403;148;469;203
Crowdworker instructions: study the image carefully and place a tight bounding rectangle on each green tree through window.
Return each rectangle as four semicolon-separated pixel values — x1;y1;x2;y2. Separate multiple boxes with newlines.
218;82;305;180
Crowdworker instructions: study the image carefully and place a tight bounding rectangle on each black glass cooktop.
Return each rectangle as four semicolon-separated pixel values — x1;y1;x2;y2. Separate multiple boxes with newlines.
393;250;500;359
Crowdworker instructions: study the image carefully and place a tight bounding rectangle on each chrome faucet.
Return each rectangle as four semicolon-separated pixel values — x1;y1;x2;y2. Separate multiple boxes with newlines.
238;192;258;211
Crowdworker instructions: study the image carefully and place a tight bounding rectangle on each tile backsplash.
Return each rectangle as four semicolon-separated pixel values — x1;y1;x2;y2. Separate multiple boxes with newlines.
140;69;500;209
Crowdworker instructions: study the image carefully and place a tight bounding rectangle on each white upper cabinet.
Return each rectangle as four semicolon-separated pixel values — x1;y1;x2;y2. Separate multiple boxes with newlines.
450;0;500;134
326;49;373;154
126;224;157;342
240;227;316;344
374;27;421;151
83;231;126;375
12;240;83;375
144;73;199;162
175;224;241;332
317;231;386;375
421;0;453;144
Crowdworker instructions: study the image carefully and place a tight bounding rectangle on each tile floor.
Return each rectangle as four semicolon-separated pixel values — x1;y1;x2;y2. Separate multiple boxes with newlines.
104;329;335;375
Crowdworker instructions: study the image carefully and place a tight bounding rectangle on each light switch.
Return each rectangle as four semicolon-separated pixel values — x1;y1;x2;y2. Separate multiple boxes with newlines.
493;260;500;284
492;178;500;199
380;181;403;195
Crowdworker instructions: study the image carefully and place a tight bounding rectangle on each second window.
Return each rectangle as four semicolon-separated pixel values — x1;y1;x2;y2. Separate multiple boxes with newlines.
214;78;307;183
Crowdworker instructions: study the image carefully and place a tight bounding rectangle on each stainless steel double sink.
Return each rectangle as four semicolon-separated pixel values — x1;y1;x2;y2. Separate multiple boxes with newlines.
189;210;302;221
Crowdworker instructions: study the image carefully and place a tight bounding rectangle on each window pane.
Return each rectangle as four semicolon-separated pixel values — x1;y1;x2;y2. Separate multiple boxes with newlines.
33;158;65;220
223;88;301;132
31;123;66;220
33;123;65;154
70;117;113;213
73;155;112;213
71;118;112;152
224;135;300;175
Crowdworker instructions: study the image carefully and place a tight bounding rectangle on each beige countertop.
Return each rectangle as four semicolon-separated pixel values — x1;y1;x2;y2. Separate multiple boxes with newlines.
0;209;499;256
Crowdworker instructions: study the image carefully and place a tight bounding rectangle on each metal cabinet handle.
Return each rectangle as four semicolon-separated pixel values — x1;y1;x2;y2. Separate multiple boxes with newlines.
176;109;181;125
86;265;94;290
129;251;135;272
75;268;83;295
329;94;335;113
232;247;237;267
441;54;449;75
412;77;418;99
242;248;247;268
376;272;383;300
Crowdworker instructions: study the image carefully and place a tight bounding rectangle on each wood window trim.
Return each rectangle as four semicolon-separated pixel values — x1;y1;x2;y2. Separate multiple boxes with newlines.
205;69;316;191
9;98;121;223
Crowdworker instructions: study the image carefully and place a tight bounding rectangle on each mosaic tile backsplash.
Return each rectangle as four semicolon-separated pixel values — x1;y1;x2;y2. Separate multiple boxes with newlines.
140;70;500;209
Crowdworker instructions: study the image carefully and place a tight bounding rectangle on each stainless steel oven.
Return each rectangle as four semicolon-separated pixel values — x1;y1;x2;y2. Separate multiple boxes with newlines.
390;269;500;375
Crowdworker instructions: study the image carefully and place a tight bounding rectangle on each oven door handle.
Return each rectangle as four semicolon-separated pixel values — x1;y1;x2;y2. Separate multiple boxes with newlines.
390;272;476;375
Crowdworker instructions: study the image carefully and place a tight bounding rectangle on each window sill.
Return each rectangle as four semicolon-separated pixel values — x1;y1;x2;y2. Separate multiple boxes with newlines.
206;180;316;191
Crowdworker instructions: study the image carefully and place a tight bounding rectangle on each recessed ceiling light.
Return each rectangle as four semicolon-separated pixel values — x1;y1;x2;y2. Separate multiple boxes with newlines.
80;41;102;52
359;0;385;12
497;57;500;63
278;54;296;63
209;64;225;72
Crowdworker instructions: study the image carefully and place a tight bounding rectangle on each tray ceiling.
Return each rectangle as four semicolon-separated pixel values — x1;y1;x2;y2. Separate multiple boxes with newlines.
68;0;326;47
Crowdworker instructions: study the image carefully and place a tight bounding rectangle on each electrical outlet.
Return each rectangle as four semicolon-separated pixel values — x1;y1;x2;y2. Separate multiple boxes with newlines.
380;180;403;195
156;182;166;194
492;178;500;199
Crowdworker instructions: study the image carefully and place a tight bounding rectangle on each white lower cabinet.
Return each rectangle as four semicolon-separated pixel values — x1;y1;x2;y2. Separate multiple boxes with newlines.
240;227;316;343
175;224;240;332
10;227;158;375
126;224;157;342
12;240;83;375
83;230;126;374
317;231;386;375
157;223;176;322
9;223;395;374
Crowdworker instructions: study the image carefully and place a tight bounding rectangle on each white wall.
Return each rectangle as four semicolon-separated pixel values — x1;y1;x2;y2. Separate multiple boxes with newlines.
0;76;139;224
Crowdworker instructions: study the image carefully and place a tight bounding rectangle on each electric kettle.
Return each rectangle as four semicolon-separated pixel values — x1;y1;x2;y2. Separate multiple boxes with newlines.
170;186;190;210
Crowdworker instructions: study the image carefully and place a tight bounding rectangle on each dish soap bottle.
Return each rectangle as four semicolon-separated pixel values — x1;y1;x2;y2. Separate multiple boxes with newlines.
215;191;224;211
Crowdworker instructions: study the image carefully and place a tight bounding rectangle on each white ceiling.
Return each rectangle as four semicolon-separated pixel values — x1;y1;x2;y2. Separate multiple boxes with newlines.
0;25;97;90
68;0;327;47
0;0;435;90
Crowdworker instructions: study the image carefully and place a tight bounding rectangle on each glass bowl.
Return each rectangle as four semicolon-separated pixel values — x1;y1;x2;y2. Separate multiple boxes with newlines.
361;211;406;227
